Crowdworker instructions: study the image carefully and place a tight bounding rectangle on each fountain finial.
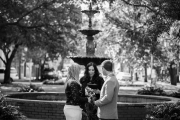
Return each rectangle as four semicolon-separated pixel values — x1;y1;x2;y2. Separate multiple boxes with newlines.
88;2;92;29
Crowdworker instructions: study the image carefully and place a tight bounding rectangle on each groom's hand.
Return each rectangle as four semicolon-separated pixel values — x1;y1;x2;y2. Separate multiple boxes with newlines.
94;100;98;106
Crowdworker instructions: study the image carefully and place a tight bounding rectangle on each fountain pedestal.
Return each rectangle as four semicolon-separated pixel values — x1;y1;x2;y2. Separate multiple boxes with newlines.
86;36;96;56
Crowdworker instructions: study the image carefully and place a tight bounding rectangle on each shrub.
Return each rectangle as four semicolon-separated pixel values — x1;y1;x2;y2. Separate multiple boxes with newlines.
146;101;180;120
137;86;166;96
18;84;44;92
168;92;180;98
0;94;27;120
43;79;65;85
137;86;180;100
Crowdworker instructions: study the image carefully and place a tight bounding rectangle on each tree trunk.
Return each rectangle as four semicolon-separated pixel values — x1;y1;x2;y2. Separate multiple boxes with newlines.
4;61;12;84
24;61;26;77
40;60;45;81
18;57;21;79
130;66;133;82
177;44;179;83
168;61;177;86
177;63;179;82
144;63;147;82
135;72;138;81
150;54;154;85
120;62;123;72
58;56;65;70
2;44;19;84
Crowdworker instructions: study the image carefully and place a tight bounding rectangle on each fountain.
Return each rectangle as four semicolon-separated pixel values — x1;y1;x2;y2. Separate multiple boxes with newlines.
5;92;178;120
4;2;179;120
69;2;110;66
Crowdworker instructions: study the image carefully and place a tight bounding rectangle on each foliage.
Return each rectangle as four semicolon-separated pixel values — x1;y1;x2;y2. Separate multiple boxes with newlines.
137;86;180;99
116;0;180;85
137;86;166;96
98;0;170;70
169;92;180;99
0;94;27;120
18;84;44;92
120;0;180;21
0;0;82;83
146;101;180;120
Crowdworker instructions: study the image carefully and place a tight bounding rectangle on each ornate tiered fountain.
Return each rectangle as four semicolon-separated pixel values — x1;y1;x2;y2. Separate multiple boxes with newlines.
69;2;110;66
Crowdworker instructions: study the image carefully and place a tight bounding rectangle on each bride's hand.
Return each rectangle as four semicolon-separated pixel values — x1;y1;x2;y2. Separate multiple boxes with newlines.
85;89;89;96
87;97;91;103
93;89;100;94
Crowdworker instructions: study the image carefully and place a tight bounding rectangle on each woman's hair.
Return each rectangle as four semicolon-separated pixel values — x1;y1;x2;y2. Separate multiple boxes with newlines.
84;62;100;78
66;63;81;84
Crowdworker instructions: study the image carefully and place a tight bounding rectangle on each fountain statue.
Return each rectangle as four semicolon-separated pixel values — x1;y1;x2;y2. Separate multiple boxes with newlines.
70;2;110;66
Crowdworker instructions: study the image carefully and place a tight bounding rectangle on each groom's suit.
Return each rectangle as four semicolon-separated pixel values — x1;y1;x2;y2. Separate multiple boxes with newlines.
94;74;120;120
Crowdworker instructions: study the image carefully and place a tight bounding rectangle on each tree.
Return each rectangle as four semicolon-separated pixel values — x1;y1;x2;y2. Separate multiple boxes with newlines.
119;0;180;85
0;0;82;83
119;0;180;20
93;0;173;84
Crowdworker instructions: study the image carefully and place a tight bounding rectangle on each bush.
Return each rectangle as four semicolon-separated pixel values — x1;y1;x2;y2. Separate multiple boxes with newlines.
43;79;65;85
137;86;180;99
18;84;44;92
146;101;180;120
137;86;166;96
168;92;180;98
0;94;27;120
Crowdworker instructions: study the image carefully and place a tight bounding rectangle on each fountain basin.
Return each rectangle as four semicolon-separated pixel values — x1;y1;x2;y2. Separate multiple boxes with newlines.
79;29;101;36
5;92;178;120
69;56;110;66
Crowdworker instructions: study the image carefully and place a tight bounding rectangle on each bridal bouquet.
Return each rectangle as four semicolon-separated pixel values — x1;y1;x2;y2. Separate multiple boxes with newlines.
85;87;95;98
83;86;98;120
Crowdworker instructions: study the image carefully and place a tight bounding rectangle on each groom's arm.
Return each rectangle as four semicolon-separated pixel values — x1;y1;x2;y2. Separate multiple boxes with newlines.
94;80;115;107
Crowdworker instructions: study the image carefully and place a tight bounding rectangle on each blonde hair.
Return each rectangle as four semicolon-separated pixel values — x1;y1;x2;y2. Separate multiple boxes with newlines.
66;63;81;84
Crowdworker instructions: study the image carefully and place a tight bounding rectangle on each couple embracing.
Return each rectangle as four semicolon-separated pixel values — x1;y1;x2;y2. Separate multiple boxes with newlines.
63;60;120;120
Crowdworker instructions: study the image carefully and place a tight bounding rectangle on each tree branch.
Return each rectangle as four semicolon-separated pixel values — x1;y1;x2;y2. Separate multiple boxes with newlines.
0;0;56;28
16;4;45;24
18;23;48;29
0;56;6;65
0;48;7;65
120;0;162;16
9;44;19;61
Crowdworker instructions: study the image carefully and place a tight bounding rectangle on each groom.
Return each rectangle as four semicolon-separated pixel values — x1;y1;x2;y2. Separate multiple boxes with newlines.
94;60;120;120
